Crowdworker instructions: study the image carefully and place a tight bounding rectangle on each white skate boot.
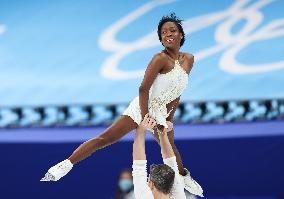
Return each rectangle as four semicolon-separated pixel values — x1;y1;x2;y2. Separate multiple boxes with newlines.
40;159;73;181
182;168;204;197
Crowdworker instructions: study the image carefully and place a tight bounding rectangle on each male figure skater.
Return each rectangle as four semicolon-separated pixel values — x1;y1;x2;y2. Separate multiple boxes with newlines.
132;114;201;199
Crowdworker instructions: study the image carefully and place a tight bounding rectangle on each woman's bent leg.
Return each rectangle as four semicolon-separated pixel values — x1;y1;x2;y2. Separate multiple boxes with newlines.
68;115;137;164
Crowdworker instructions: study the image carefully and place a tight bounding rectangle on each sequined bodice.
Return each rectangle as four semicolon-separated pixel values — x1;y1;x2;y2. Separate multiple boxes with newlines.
148;60;188;128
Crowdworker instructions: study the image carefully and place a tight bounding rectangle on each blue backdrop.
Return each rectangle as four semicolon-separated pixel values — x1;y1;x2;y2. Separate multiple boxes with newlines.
0;121;283;199
0;0;284;106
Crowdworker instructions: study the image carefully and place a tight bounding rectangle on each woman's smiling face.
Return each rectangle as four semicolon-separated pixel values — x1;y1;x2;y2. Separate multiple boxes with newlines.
160;21;183;48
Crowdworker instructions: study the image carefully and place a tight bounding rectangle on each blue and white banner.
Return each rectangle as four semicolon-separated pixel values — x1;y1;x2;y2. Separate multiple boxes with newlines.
0;0;283;106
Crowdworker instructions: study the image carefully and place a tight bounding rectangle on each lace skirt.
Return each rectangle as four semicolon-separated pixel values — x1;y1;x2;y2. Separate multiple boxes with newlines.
122;96;170;128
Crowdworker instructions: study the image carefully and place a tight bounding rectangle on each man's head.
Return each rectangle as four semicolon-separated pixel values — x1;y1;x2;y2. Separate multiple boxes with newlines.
148;164;175;195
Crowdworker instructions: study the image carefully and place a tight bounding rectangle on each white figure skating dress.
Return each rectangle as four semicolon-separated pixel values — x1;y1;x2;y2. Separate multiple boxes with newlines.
123;60;188;128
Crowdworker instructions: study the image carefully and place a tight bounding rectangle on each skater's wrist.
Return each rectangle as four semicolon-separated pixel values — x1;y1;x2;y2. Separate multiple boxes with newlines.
137;125;147;134
139;113;156;132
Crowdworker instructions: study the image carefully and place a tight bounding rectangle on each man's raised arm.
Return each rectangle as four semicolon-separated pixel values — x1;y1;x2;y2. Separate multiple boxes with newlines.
158;121;175;159
132;114;156;199
133;114;156;160
158;122;187;199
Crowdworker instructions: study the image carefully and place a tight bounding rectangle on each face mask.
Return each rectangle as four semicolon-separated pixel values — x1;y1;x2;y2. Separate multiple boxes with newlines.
119;179;133;192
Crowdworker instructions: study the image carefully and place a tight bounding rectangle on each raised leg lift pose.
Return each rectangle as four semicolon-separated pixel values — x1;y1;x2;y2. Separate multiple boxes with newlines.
41;13;203;197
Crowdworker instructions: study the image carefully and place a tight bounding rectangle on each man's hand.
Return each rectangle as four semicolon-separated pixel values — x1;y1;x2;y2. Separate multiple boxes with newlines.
154;124;164;134
158;121;173;135
139;113;157;132
164;121;173;133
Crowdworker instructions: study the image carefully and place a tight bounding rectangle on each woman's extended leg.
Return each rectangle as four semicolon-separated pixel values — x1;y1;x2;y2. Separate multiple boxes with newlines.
68;115;137;164
41;115;138;181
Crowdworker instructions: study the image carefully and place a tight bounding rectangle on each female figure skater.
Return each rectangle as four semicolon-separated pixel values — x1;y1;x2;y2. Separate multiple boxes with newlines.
41;13;203;197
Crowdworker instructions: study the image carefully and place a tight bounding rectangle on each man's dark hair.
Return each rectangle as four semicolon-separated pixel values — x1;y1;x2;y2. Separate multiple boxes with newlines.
157;12;186;47
150;164;175;194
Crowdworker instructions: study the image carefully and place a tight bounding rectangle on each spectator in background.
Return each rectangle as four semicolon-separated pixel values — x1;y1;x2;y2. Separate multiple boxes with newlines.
114;169;135;199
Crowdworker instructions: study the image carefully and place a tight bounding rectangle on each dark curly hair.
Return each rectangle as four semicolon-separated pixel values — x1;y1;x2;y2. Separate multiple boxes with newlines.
150;164;175;195
157;13;185;47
